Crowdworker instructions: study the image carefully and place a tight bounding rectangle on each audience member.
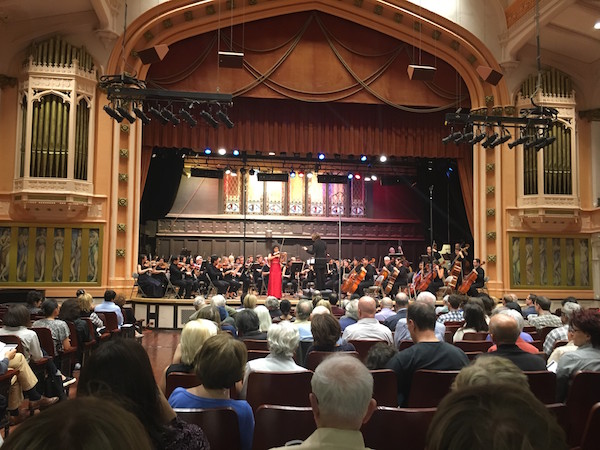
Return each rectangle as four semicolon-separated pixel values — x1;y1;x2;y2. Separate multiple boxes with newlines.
487;308;538;352
94;289;124;327
293;299;314;341
25;290;44;315
235;309;267;340
339;299;359;332
522;293;538;318
77;292;104;332
255;305;273;333
58;298;92;365
453;303;488;342
394;291;446;347
527;296;562;330
543;301;581;355
452;356;528;391
265;296;282;319
501;293;522;315
242;294;258;310
32;299;73;355
374;297;395;322
365;343;398;370
276;299;294;323
306;313;355;356
383;292;409;331
342;296;393;345
328;293;345;316
437;294;465;324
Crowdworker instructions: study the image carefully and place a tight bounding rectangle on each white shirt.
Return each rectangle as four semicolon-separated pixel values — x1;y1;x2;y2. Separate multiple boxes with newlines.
342;318;393;345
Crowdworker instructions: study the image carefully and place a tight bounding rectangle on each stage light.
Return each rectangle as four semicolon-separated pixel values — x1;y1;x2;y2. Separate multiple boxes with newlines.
133;106;151;125
347;173;353;179
318;153;325;160
149;107;169;125
268;152;276;156
216;109;234;129
298;171;304;178
103;105;124;123
354;174;361;180
218;148;227;155
442;132;462;144
200;110;219;128
468;132;487;145
231;170;237;176
455;132;473;144
365;176;371;181
492;130;512;147
379;155;387;163
162;108;180;125
232;149;240;156
371;174;377;181
225;167;231;175
306;172;313;179
249;168;256;176
179;108;197;127
482;133;499;148
290;169;296;178
533;135;556;150
360;155;367;162
204;148;212;155
116;105;136;124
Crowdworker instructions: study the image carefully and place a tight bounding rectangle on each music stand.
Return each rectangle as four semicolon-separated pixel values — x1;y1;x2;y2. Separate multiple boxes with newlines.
291;262;304;294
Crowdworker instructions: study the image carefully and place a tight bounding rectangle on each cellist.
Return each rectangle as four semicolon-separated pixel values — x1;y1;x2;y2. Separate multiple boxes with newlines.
356;256;376;297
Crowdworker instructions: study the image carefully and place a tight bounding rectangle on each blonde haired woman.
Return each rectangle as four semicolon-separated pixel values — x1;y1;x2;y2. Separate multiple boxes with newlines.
77;292;104;330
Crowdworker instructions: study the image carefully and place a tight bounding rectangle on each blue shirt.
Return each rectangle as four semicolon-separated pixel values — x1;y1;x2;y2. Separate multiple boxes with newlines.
168;388;254;450
94;301;124;327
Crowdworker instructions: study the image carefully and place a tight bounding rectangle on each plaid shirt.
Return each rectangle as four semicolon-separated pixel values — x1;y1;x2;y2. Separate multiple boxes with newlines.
437;309;464;324
543;324;568;355
527;313;563;331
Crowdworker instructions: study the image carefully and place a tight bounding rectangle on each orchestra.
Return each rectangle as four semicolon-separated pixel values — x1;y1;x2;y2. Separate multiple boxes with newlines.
134;241;486;301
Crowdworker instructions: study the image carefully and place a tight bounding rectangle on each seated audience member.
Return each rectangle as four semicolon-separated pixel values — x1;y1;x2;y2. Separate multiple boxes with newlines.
274;299;294;323
255;305;273;333
94;289;124;327
437;294;465;324
265;296;282;319
383;293;409;332
527;296;563;330
77;292;104;332
365;342;398;370
339;299;359;332
374;297;395;322
487;309;538;353
501;293;523;315
342;296;393;345
547;329;578;366
522;293;538;319
168;333;253;450
194;305;236;336
241;321;307;398
394;292;446;347
242;293;258;310
306;314;356;356
26;290;44;315
209;294;236;326
484;313;546;371
452;356;528;391
270;354;376;450
32;299;73;355
328;293;345;316
2;397;152;450
314;300;332;314
453;303;489;342
235;309;267;340
544;301;581;355
188;296;207;321
58;298;92;364
292;299;314;341
425;384;567;450
556;308;600;401
385;302;469;406
78;339;209;450
114;293;140;330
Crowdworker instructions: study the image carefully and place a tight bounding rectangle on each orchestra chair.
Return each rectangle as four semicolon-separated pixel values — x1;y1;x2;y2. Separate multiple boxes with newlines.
165;372;201;398
575;402;600;450
247;350;270;361
243;339;269;351
361;406;437;450
524;370;556;404
0;369;17;437
348;340;388;362
462;331;490;341
370;369;399;407
174;407;241;450
565;371;600;447
405;369;459;408
130;272;147;299
205;277;218;298
164;272;181;299
31;326;76;379
0;335;50;383
253;405;315;450
539;326;558;343
245;371;313;412
304;351;359;371
453;340;493;353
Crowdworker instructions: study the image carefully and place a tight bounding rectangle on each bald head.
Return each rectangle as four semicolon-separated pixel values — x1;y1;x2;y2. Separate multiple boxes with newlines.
489;314;520;345
416;291;436;306
381;297;393;310
358;296;377;319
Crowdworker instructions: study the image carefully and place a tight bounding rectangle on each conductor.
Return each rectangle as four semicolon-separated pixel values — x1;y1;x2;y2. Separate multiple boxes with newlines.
303;233;327;290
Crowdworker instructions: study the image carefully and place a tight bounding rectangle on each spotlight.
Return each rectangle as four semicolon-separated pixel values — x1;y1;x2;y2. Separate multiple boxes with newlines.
179;108;197;127
218;148;227;156
290;169;296;178
318;153;325;160
162;108;180;125
306;172;313;179
534;135;556;150
216;109;234;129
482;133;499;148
455;132;473;144
133;106;151;125
360;155;368;162
508;135;532;149
379;155;387;163
249;168;256;176
103;105;124;123
489;130;511;148
232;149;240;156
225;167;231;175
149;107;169;125
200;110;219;128
365;176;371;181
204;148;212;155
354;174;361;180
442;132;462;144
231;170;237;177
468;132;487;145
371;174;377;181
268;152;276;156
116;105;136;124
348;173;353;179
298;171;304;178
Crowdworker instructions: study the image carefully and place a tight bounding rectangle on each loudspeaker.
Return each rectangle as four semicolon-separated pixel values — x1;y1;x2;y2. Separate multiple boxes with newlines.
218;51;244;68
257;173;289;182
407;64;437;81
137;44;170;65
476;65;503;86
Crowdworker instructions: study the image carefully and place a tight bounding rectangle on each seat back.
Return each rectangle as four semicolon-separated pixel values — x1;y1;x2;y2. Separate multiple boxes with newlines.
175;407;241;450
246;371;313;412
539;326;558;342
580;402;600;450
243;339;269;351
253;405;315;450
462;331;489;341
525;371;556;404
398;340;414;351
565;371;600;446
546;403;569;438
348;340;388;362
165;372;201;398
31;326;56;357
362;406;437;450
0;335;25;354
247;350;270;361
102;311;120;332
66;321;80;349
370;369;399;407
405;369;459;408
304;351;359;371
453;340;493;353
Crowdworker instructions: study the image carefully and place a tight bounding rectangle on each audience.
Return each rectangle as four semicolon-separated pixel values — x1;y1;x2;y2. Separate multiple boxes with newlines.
77;291;104;332
437;294;465;324
235;309;267;340
452;356;528;391
522;293;538;318
374;297;395;322
270;353;376;450
383;292;409;331
94;289;124;327
365;342;398;370
527;296;562;330
292;299;314;341
339;299;359;332
394;291;446;347
254;305;273;333
453;302;488;342
32;299;73;355
25;290;44;315
543;301;581;355
78;339;209;450
275;299;294;323
342;296;393;345
57;298;92;365
305;313;355;356
265;296;282;319
487;308;538;352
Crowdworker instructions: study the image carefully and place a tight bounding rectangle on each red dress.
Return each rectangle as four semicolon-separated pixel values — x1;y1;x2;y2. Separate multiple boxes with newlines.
267;255;282;299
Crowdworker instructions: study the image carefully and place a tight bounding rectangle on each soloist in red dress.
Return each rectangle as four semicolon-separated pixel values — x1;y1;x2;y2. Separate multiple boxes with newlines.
267;255;282;299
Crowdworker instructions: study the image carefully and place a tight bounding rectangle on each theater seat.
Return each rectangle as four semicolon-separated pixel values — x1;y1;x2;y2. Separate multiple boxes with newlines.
405;369;459;408
362;406;437;450
175;407;241;450
253;405;315;450
246;371;313;412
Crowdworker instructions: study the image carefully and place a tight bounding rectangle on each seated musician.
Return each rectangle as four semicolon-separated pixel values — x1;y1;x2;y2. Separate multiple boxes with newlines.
193;255;211;294
282;260;297;294
427;262;447;296
467;258;485;296
252;255;265;293
169;256;193;299
222;256;242;299
301;264;315;290
181;257;200;295
356;257;376;297
324;259;340;292
136;255;165;298
151;257;169;289
237;256;251;298
206;255;230;295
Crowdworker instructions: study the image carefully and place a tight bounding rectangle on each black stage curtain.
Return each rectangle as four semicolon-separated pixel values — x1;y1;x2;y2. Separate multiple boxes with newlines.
141;147;185;222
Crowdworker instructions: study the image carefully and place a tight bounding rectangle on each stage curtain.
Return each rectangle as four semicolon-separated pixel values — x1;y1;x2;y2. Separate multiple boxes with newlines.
140;145;153;193
456;153;473;235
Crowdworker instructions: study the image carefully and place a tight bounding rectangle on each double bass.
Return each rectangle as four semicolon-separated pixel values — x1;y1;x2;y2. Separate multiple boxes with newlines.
341;266;367;294
384;267;400;295
446;244;470;290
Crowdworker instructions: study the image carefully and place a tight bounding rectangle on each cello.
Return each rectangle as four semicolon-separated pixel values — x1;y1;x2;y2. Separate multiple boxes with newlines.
341;266;367;295
445;244;470;291
384;267;400;295
457;261;485;294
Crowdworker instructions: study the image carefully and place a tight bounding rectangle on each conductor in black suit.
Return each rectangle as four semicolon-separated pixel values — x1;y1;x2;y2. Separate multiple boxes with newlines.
304;233;327;290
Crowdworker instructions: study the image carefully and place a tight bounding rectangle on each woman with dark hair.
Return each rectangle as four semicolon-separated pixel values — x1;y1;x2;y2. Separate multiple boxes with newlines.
453;303;489;342
267;245;285;299
58;298;91;365
305;313;355;355
137;254;166;298
78;339;209;450
556;308;600;401
32;299;73;355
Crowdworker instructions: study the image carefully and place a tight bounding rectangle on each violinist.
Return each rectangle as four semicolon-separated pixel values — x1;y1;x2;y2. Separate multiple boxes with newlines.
426;261;447;295
252;255;265;293
136;255;165;298
301;264;315;290
206;255;230;295
267;245;286;299
151;256;169;289
356;256;376;297
169;256;193;299
222;255;242;299
236;255;251;298
181;256;200;295
193;255;210;293
324;259;340;292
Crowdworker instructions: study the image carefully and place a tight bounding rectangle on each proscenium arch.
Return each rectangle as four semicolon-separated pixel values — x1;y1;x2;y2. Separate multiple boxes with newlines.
106;0;510;108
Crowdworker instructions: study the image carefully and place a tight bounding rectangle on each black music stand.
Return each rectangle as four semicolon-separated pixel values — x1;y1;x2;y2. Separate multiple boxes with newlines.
291;262;304;294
